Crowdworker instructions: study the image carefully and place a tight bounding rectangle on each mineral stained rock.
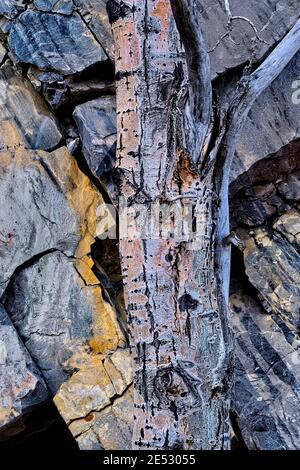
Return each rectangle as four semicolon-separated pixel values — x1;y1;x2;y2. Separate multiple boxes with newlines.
231;291;300;450
274;209;300;250
73;96;116;177
8;11;107;75
55;349;133;450
0;64;62;151
0;304;49;435
241;227;300;331
0;145;114;296
3;251;125;393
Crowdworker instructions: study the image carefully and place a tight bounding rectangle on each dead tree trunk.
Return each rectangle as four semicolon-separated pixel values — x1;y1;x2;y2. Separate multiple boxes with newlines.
108;0;300;450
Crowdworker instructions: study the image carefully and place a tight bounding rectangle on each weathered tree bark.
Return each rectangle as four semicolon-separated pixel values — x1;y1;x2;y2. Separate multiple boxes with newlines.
108;0;300;450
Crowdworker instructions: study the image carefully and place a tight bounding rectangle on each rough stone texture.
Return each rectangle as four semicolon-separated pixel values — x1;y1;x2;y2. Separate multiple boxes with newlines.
199;0;300;78
0;43;6;62
0;304;49;434
3;252;125;393
27;65;115;109
73;0;114;60
54;348;133;449
233;52;300;182
240;227;300;330
274;209;300;250
0;145;113;296
231;183;288;227
277;170;300;203
34;0;75;15
0;1;25;20
231;291;300;450
0;64;62;151
8;11;107;75
73;96;116;177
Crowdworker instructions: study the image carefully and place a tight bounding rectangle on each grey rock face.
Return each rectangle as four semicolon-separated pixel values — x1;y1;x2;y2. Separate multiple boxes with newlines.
0;145;110;296
34;0;75;15
0;304;49;434
199;0;300;78
277;170;300;203
73;96;116;177
0;148;79;296
0;64;62;151
0;0;25;19
3;251;125;393
231;291;300;450
0;43;6;62
233;52;300;182
74;0;114;60
8;11;107;75
237;224;300;331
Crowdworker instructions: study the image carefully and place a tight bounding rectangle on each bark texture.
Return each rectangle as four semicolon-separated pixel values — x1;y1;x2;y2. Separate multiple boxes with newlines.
110;0;300;449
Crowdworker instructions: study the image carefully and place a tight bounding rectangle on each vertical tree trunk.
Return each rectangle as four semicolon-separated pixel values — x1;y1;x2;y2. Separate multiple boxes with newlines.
108;0;300;450
108;0;231;450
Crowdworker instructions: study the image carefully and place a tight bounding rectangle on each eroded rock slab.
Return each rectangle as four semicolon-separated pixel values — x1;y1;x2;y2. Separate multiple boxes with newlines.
240;226;300;330
231;291;300;450
55;349;133;449
0;0;25;20
3;252;125;393
233;52;300;182
74;0;114;60
8;11;107;75
0;146;113;296
274;209;300;250
73;96;116;177
0;304;49;435
34;0;75;15
0;64;62;151
199;0;300;78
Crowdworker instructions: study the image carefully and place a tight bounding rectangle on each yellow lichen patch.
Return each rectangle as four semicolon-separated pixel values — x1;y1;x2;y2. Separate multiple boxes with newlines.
84;285;125;354
54;349;132;427
0;120;26;151
74;256;100;286
54;355;115;424
36;146;116;258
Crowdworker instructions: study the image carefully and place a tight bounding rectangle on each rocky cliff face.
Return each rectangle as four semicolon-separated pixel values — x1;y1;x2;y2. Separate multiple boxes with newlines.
0;0;300;450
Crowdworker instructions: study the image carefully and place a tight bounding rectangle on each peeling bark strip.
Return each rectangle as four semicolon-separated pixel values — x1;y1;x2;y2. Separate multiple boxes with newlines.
109;0;300;450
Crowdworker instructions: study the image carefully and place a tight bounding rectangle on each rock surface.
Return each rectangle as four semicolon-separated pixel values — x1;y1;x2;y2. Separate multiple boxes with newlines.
8;11;107;75
55;348;133;449
34;0;75;15
0;1;25;20
0;304;49;436
73;0;114;60
0;64;62;150
3;251;125;393
233;52;300;182
0;145;114;296
200;0;300;78
231;291;300;450
73;96;116;177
